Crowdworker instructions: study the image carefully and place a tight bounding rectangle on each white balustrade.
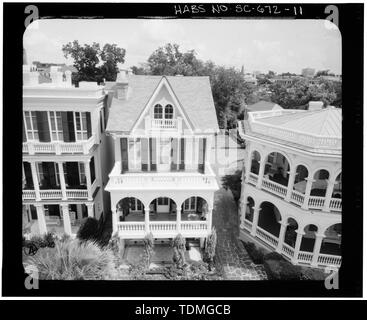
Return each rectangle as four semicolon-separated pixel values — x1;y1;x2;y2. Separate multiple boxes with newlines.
180;221;208;231
261;178;288;197
243;219;253;231
329;198;342;212
248;173;258;185
317;253;342;267
22;190;36;200
255;227;279;249
290;190;305;206
151;118;177;130
150;222;177;232
118;222;145;232
308;196;325;210
297;251;313;263
66;189;89;199
281;243;295;259
39;189;63;199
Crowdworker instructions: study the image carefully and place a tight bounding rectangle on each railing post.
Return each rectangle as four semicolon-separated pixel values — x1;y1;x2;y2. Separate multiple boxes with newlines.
251;206;261;236
291;229;305;264
311;233;325;267
285;166;297;202
55;143;61;155
256;158;266;189
35;203;47;235
176;208;181;233
301;177;314;210
30;161;41;201
58;162;67;200
145;208;150;233
323;178;336;212
61;203;72;236
28;142;35;155
112;208;118;235
276;221;288;253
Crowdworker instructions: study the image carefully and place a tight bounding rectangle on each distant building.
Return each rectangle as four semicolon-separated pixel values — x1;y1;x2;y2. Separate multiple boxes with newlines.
241;67;258;85
272;77;294;86
246;101;283;113
302;68;316;78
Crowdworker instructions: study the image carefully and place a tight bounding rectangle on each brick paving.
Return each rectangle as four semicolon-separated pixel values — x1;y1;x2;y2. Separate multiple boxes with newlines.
213;188;268;280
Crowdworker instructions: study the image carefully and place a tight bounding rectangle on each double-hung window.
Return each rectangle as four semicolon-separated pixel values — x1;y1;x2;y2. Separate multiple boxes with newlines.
184;197;196;211
78;163;86;185
74;112;88;141
49;111;63;141
24;111;39;140
128;138;141;171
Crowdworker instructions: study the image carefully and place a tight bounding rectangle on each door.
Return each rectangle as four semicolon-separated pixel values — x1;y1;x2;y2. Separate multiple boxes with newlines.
158;138;171;171
156;197;170;213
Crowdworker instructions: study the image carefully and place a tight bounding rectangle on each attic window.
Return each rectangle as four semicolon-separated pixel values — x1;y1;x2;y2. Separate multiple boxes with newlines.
165;104;173;119
154;104;163;119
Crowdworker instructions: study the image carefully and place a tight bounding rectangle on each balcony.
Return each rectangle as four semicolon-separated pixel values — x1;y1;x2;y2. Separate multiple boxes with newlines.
106;162;218;191
23;135;96;155
144;116;183;134
117;221;209;239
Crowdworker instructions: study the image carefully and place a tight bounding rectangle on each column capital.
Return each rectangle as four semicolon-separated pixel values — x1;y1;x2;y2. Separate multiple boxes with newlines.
315;233;326;239
279;221;289;227
295;229;305;236
60;203;69;210
85;202;94;208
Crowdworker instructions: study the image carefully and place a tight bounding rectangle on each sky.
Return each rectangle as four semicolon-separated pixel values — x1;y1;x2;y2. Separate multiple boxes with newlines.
23;19;341;74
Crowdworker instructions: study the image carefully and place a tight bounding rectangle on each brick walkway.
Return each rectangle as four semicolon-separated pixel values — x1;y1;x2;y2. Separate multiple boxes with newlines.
213;188;268;280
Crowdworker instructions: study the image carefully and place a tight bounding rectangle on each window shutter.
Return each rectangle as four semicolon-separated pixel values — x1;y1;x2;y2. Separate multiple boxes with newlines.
23;162;34;188
67;112;76;142
149;138;157;171
141;138;149;171
86;112;92;138
179;138;185;170
90;157;96;182
66;162;80;186
198;138;206;174
120;138;129;173
61;112;70;142
170;138;178;171
36;111;51;142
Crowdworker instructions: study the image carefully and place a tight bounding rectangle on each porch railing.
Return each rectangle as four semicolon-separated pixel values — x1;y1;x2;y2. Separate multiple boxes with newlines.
255;226;279;248
261;178;288;197
248;172;258;185
151;118;177;130
308;196;325;210
22;188;89;200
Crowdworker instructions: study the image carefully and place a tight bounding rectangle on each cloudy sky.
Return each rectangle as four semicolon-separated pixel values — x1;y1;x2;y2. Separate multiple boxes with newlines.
24;19;341;74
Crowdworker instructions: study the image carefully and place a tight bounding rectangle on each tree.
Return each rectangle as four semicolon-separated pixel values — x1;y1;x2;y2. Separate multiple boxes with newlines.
62;40;126;83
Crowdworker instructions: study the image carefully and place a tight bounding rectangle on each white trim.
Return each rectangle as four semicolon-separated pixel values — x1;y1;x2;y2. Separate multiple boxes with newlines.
131;77;194;134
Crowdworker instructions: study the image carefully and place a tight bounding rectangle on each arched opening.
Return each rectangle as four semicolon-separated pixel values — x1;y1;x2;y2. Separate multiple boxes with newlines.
284;218;298;247
181;196;208;221
245;197;255;222
332;173;342;198
250;151;261;174
311;169;330;197
258;202;281;237
320;224;341;256
153;104;163;119
293;165;309;194
263;152;290;186
116;197;145;222
164;104;174;119
149;197;177;221
300;224;318;252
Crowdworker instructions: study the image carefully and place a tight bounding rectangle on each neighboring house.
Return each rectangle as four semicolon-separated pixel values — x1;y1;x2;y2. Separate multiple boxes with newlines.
246;100;283;113
22;65;114;237
238;104;341;269
105;71;220;246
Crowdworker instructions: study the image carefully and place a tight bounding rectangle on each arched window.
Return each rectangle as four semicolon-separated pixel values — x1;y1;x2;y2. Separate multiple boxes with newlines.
154;104;163;119
165;104;173;119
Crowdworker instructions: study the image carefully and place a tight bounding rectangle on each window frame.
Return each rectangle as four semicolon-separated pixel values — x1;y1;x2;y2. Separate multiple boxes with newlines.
24;111;39;141
153;104;163;119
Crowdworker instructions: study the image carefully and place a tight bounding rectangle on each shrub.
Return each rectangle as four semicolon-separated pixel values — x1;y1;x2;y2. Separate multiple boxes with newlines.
108;233;125;265
77;217;100;242
143;232;155;268
204;228;217;269
172;234;186;268
221;170;242;202
128;261;149;280
263;251;284;261
264;258;302;280
242;242;265;264
25;239;117;280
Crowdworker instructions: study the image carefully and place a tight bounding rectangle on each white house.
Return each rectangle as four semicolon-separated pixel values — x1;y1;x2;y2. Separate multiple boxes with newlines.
22;65;114;237
238;103;342;269
105;71;220;245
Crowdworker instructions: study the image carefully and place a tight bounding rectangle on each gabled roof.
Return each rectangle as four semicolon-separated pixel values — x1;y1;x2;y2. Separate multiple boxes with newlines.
106;75;219;133
247;100;282;112
259;107;341;137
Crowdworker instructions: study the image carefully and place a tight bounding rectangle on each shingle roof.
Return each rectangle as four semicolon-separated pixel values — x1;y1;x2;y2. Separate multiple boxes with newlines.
106;75;219;133
247;100;282;111
259;107;341;137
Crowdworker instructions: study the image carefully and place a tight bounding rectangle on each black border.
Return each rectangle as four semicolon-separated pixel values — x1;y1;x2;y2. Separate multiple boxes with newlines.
2;2;363;297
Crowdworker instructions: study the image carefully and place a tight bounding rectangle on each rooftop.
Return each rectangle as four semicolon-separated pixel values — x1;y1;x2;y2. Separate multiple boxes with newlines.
247;100;282;112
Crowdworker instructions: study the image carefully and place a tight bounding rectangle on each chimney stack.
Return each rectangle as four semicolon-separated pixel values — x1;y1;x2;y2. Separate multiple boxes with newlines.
308;101;324;111
23;65;39;86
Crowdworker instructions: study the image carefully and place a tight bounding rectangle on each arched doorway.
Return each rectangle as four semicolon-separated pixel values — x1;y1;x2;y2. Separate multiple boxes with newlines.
116;197;145;222
300;224;318;252
320;224;341;256
284;218;298;247
258;201;282;237
263;152;290;186
149;197;177;221
293;165;309;194
181;196;208;221
311;169;330;197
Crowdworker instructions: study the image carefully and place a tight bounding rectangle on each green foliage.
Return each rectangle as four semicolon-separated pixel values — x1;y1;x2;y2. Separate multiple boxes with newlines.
143;232;155;267
204;228;217;268
62;40;126;83
128;261;149;280
221;170;242;202
108;233;125;265
171;234;186;268
242;242;265;264
77;217;100;243
264;258;302;280
25;239;117;280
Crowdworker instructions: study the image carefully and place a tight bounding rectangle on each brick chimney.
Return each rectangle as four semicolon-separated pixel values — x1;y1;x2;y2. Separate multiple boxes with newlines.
23;65;39;86
308;101;324;111
115;69;129;100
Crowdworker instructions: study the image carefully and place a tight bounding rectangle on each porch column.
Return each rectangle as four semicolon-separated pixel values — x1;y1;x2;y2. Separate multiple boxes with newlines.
256;157;266;189
311;233;325;267
30;161;41;201
276;221;288;253
323;179;337;212
57;162;67;200
176;208;181;233
244;146;253;182
285;166;297;202
61;204;72;236
301;177;315;210
207;207;213;231
112;208;118;235
250;206;261;236
35;204;47;235
144;208;150;233
86;202;94;218
84;160;93;201
292;229;305;264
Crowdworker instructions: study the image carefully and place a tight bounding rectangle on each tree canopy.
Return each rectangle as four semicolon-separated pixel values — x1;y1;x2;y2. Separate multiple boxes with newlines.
62;41;126;83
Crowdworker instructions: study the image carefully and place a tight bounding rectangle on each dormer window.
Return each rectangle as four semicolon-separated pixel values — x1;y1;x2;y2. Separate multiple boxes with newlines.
165;104;173;119
154;104;163;119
